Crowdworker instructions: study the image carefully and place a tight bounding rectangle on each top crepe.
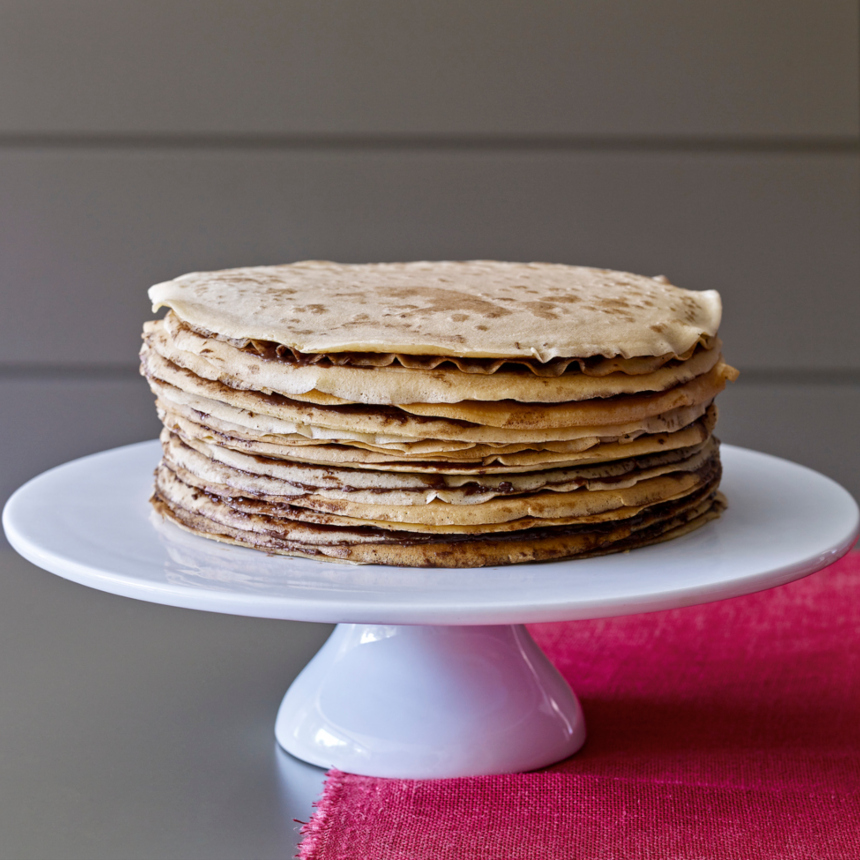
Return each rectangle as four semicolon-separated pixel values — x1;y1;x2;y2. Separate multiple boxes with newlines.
149;260;722;361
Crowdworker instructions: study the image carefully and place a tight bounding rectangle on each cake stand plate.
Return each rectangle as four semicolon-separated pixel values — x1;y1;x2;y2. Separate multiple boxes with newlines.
3;442;858;778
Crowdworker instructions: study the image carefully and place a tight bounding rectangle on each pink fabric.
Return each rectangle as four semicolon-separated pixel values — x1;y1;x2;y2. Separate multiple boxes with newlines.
298;551;860;859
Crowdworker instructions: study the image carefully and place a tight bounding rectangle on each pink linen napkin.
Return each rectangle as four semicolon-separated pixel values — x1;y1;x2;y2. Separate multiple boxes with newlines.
298;550;860;859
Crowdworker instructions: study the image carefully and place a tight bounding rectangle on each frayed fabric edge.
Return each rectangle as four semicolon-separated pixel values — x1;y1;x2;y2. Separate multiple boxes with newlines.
296;770;348;860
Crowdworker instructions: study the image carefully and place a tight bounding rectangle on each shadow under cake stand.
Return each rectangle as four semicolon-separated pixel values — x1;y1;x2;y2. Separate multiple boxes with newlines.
3;442;858;779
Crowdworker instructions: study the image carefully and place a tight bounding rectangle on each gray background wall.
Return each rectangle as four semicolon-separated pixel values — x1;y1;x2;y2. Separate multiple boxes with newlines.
1;0;859;524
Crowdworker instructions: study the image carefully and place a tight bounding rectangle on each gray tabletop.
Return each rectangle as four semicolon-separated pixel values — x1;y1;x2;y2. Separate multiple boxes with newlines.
0;549;332;860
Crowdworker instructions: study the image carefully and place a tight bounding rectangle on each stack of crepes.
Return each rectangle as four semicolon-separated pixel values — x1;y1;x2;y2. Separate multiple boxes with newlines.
141;260;738;567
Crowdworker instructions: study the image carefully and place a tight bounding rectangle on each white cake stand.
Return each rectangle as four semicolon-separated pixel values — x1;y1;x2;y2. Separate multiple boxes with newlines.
3;442;857;778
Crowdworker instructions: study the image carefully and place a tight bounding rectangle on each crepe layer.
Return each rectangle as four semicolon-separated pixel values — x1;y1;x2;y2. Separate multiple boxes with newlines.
149;261;721;361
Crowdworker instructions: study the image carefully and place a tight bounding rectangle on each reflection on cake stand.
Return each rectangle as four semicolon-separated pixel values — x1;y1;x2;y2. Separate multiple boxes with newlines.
3;442;857;778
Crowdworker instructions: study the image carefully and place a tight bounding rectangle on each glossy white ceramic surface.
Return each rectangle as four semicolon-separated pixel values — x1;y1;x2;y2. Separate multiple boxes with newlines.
3;441;857;777
3;441;857;626
275;622;585;777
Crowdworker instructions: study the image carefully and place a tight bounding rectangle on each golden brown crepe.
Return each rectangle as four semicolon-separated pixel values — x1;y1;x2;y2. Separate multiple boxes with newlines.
149;261;721;360
142;260;736;567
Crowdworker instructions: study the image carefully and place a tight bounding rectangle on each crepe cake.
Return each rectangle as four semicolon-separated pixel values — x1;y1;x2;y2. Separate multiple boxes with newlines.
141;260;738;567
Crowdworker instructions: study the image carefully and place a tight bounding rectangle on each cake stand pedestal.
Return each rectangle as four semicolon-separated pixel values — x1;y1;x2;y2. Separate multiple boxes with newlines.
275;622;585;777
3;443;857;779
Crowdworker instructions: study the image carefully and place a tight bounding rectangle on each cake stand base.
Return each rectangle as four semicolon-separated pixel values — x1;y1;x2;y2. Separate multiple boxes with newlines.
275;623;586;778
